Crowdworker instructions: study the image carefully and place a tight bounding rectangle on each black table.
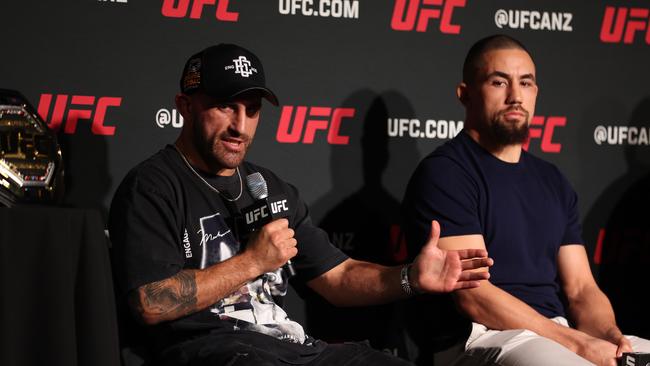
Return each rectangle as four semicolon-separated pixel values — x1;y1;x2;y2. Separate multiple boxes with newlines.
0;206;120;366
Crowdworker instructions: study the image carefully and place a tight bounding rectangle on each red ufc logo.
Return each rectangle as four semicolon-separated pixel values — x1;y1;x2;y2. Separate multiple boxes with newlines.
389;225;408;264
161;0;238;21
276;106;355;145
523;116;565;153
600;7;650;44
37;94;121;136
391;0;465;33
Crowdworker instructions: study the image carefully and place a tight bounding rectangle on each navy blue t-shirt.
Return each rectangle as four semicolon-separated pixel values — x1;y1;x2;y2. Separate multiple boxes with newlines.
402;130;583;319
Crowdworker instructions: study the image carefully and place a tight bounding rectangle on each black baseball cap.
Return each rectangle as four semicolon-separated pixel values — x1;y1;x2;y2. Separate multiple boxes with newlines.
180;43;279;106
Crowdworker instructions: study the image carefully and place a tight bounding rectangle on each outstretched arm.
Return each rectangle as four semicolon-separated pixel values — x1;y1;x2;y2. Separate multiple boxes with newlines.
307;220;492;307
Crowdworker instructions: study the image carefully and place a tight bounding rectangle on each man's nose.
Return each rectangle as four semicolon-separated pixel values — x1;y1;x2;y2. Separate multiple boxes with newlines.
230;104;247;133
507;84;523;105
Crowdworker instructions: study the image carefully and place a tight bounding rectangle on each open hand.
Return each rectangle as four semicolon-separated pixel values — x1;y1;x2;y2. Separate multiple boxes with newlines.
410;220;493;293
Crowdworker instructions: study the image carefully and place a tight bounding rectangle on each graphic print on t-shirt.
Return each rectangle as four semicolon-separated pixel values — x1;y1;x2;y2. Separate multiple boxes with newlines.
197;212;306;343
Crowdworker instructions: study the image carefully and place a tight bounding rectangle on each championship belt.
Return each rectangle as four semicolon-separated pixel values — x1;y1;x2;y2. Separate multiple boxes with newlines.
0;89;64;207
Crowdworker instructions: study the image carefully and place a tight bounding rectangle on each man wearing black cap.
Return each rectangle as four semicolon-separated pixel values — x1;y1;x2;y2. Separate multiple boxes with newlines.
109;43;492;366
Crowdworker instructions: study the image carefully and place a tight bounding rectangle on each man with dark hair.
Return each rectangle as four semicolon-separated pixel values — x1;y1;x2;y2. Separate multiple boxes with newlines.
109;43;492;366
461;35;530;85
402;34;650;366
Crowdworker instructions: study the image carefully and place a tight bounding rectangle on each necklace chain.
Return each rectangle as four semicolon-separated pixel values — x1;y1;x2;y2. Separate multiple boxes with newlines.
173;145;243;202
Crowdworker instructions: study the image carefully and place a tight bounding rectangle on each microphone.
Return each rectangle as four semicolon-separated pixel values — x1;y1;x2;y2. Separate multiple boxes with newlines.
242;172;296;277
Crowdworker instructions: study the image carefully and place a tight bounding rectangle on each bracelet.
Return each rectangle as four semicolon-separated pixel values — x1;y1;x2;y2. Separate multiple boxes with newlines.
400;264;416;296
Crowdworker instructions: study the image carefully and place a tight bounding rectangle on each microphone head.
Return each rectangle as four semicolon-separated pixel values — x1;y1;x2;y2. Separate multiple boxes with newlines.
246;172;268;199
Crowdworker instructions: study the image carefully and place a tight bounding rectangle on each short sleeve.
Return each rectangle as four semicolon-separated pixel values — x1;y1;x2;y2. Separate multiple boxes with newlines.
284;183;348;283
402;155;482;255
558;171;584;246
108;172;184;296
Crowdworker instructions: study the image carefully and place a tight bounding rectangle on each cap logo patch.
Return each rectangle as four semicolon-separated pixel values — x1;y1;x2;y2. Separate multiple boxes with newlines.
231;56;257;78
183;58;202;91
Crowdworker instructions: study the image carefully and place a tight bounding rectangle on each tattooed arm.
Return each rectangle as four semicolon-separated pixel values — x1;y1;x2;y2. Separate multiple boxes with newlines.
129;219;298;325
130;254;259;324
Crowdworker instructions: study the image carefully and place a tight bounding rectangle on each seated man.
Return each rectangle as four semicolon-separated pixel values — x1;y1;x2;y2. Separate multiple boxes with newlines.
109;43;492;366
402;34;650;366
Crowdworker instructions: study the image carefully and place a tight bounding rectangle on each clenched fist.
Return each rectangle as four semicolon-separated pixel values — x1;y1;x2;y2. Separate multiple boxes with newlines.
244;218;297;275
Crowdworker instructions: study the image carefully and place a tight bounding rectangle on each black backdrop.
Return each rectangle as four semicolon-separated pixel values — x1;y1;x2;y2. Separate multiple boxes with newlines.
3;0;650;355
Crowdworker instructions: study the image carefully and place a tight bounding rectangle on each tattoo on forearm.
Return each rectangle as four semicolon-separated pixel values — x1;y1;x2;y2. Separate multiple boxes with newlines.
138;270;198;321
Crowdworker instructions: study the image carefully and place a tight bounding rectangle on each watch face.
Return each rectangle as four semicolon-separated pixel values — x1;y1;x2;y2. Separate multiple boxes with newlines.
0;89;64;207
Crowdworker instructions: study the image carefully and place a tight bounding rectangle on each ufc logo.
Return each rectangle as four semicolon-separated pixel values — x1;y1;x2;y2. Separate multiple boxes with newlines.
523;116;565;153
276;106;355;145
245;206;269;224
389;224;408;263
600;6;650;44
270;199;289;214
161;0;238;21
391;0;465;33
37;94;121;135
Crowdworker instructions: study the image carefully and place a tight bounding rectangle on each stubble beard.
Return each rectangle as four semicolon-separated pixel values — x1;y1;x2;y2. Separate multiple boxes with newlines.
192;122;251;173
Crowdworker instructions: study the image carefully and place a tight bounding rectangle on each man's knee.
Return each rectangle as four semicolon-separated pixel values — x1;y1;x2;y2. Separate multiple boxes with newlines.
496;336;592;366
319;342;413;365
463;329;593;366
468;328;538;350
220;347;277;366
628;335;650;353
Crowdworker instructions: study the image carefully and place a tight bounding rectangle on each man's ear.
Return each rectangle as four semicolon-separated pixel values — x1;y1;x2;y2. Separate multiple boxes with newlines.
456;82;469;106
175;93;191;119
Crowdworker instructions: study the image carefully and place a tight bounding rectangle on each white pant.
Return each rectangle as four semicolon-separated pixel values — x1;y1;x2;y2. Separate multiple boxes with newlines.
451;317;650;366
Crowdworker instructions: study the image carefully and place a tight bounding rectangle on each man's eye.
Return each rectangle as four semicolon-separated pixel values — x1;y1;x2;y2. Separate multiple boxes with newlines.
491;80;506;87
217;104;234;111
246;108;260;117
246;104;261;116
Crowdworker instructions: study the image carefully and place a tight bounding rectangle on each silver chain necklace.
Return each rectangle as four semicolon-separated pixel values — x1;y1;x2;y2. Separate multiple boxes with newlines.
173;145;243;202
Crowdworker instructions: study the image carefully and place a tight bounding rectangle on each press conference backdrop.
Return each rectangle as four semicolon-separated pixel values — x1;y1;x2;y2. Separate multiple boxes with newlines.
3;0;649;351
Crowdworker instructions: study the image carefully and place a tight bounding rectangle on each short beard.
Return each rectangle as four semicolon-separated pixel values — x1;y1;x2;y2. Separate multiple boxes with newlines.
487;108;530;146
490;119;529;146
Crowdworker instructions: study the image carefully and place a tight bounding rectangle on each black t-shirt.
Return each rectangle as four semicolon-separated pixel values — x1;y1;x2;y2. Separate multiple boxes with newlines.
109;145;348;350
401;131;583;346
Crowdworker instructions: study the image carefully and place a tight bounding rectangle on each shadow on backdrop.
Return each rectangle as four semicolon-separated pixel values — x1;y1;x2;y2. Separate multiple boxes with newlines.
305;90;420;359
581;98;628;274
58;127;112;221
586;97;650;339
